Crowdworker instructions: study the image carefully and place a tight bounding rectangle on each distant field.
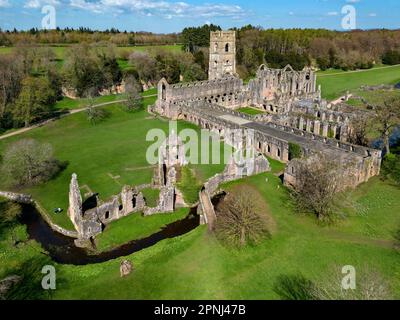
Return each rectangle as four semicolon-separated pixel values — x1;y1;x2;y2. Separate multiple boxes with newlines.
317;64;400;100
0;44;182;57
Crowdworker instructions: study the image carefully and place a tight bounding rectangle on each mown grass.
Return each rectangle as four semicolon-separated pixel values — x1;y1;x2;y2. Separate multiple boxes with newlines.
317;65;400;100
1;155;400;299
0;96;225;230
47;173;400;299
237;107;265;116
94;208;190;252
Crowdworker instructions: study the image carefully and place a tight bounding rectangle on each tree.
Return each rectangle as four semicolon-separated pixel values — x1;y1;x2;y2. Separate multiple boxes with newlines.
1;139;62;186
292;153;343;221
13;76;56;127
381;153;400;185
63;44;113;97
348;114;371;147
129;51;158;84
289;142;303;160
124;76;143;112
0;55;24;118
215;187;271;247
375;97;400;154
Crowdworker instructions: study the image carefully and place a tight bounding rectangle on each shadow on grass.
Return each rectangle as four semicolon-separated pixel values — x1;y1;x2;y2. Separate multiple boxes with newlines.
5;256;64;300
273;274;317;300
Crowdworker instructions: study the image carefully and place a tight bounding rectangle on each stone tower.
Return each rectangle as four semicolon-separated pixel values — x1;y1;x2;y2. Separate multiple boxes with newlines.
209;30;236;80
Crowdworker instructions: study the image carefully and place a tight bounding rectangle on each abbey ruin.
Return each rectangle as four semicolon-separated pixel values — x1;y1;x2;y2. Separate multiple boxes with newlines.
152;30;382;190
67;30;382;243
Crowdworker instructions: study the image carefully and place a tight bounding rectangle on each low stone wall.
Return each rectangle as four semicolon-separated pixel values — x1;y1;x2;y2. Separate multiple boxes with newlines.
0;191;79;239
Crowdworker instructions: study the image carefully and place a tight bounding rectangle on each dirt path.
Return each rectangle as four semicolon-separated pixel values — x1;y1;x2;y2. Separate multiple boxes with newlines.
0;94;157;141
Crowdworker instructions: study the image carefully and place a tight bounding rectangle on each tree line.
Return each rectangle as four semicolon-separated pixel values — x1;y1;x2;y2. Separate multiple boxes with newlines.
182;25;400;78
0;28;180;46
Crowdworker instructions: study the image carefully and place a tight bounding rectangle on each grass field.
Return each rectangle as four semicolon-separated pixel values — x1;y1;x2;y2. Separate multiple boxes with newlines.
317;65;400;100
2;172;398;299
94;208;190;252
0;96;227;230
1;105;400;298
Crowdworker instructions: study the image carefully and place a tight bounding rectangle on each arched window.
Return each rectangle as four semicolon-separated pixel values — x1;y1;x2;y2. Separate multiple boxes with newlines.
214;42;218;52
214;60;218;67
161;84;166;100
225;43;229;52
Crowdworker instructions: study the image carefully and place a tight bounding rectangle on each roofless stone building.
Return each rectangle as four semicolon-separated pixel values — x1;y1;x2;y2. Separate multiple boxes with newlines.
152;30;382;191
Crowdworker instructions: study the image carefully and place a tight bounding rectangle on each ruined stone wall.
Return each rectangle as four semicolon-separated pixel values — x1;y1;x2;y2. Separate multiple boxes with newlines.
248;64;318;108
156;76;248;113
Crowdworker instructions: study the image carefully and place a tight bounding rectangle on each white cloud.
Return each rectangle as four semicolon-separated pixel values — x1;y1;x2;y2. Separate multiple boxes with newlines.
0;0;10;8
24;0;60;9
69;0;249;19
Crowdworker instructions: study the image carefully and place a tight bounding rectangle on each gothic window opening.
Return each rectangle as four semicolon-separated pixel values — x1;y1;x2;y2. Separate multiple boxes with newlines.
161;84;166;100
225;43;229;52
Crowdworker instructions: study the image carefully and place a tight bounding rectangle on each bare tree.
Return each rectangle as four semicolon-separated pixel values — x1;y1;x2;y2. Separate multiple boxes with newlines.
1;139;63;187
313;266;392;300
215;189;271;247
124;76;143;112
348;113;371;147
292;153;343;221
375;97;400;154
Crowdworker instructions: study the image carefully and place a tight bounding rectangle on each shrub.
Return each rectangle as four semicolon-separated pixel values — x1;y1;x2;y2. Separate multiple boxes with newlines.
289;142;303;160
381;153;400;185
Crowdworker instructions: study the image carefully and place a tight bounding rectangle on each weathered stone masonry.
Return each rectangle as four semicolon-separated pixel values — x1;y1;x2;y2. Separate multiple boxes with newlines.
152;30;382;193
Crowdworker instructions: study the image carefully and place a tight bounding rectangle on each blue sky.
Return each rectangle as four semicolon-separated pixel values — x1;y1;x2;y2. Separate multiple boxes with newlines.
0;0;399;33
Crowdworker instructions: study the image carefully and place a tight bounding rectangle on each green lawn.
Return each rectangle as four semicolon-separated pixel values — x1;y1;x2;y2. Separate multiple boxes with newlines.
94;208;190;252
1;142;400;299
0;96;225;230
54;88;157;111
48;174;400;299
317;65;400;100
237;107;265;116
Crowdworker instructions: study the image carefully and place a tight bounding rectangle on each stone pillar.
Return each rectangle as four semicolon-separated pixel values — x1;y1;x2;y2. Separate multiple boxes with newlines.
299;117;304;130
306;119;312;132
313;120;321;135
332;125;337;139
340;125;349;142
322;122;329;137
121;186;134;216
321;112;326;122
282;147;289;162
